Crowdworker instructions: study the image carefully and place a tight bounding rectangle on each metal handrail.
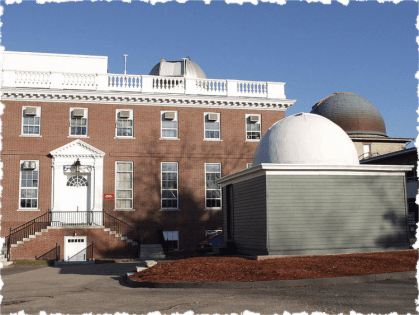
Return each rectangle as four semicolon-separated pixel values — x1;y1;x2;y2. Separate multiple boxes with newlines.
5;210;139;260
6;210;52;260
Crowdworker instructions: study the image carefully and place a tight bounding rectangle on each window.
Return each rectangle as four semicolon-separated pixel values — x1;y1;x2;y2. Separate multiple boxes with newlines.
205;163;221;209
69;108;88;136
363;144;371;159
161;111;178;139
22;106;41;135
163;231;179;250
204;113;220;140
115;162;133;210
247;163;253;169
161;162;178;209
246;114;261;140
67;175;89;187
20;160;39;209
116;109;134;137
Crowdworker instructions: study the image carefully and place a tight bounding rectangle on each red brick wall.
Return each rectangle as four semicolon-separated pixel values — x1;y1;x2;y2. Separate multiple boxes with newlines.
9;226;138;260
2;100;286;250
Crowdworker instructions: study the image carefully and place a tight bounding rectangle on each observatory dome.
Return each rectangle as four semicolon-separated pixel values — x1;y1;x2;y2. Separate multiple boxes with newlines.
253;113;360;166
310;92;387;137
149;56;206;79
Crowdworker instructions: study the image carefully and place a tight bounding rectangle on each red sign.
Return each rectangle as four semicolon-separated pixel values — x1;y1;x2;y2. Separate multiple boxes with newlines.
104;194;114;200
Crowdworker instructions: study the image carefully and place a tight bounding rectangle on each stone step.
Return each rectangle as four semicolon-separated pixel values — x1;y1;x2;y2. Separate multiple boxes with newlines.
139;244;166;259
35;232;43;236
29;235;37;239
23;238;31;242
17;241;24;245
0;259;14;267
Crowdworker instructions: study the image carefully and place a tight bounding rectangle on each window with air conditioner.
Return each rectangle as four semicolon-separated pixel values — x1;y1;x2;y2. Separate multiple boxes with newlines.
161;111;178;139
69;108;88;137
19;160;39;209
204;113;220;140
246;114;261;140
116;109;134;138
22;106;41;136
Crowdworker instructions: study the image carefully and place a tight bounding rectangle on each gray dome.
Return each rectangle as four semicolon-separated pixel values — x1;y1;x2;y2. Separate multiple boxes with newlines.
310;92;387;137
149;56;206;79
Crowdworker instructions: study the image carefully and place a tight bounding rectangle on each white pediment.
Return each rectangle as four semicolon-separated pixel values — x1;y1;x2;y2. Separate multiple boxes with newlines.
50;139;106;158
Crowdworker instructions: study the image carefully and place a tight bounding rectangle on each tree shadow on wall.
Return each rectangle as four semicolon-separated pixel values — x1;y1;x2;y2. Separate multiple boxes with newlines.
94;116;250;259
375;209;409;249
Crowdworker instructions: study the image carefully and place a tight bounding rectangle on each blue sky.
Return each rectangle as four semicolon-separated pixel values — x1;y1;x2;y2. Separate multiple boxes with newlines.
1;1;417;146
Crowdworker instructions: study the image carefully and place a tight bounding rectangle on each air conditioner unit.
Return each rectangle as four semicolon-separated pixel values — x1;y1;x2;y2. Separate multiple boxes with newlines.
23;161;36;170
164;112;176;120
25;107;37;116
249;115;259;122
72;109;85;117
207;113;219;121
119;111;130;119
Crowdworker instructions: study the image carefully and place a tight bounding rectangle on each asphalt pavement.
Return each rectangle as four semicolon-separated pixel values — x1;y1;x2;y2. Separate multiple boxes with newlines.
1;262;417;314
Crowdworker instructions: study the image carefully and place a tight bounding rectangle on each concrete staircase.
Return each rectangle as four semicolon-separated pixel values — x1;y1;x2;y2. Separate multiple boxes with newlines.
1;246;13;266
139;244;166;259
7;225;138;260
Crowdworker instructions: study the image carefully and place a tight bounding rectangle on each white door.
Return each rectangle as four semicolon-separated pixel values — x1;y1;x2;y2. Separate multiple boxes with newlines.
64;236;87;261
64;174;91;224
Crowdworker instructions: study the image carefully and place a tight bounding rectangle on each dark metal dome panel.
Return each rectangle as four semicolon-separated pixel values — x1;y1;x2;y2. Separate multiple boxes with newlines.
310;92;387;137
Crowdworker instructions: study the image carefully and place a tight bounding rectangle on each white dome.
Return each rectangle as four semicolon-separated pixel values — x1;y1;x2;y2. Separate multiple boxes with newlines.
253;113;360;165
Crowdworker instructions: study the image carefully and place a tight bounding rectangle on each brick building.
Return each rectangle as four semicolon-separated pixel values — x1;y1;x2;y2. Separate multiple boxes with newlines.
1;51;296;261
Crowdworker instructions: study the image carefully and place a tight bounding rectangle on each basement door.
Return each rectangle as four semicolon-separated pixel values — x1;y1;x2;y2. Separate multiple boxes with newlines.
64;236;87;261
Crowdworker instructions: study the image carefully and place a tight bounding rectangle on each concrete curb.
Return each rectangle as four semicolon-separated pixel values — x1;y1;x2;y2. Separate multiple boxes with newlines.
125;271;416;288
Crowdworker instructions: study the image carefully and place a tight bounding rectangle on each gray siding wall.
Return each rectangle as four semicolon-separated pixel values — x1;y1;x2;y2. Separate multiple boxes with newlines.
266;174;409;255
232;175;268;255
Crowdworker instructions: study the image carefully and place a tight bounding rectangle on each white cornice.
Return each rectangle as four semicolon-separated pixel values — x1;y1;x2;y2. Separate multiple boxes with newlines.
217;163;413;186
50;139;106;158
0;88;296;111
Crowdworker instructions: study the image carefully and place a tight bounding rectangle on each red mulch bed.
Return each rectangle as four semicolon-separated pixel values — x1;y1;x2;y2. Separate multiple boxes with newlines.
129;250;418;283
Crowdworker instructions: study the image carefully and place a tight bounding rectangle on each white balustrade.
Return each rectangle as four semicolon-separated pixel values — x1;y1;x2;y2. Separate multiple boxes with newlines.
15;71;50;87
195;79;227;96
108;74;142;91
62;73;97;89
152;76;185;93
236;81;267;97
3;70;287;99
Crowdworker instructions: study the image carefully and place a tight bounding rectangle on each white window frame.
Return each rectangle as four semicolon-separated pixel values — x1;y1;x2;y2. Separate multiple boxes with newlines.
205;163;222;210
205;229;222;237
204;112;221;141
19;160;40;211
21;106;41;137
115;109;134;139
245;114;261;141
161;162;179;210
246;163;253;169
69;108;88;138
363;144;371;159
160;111;179;140
163;231;179;250
115;162;134;211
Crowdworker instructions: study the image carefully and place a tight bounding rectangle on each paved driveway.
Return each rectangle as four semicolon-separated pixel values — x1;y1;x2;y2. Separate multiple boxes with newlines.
1;262;417;314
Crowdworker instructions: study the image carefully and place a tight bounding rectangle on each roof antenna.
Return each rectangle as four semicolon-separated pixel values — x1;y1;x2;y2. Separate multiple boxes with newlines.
182;57;187;77
123;54;128;75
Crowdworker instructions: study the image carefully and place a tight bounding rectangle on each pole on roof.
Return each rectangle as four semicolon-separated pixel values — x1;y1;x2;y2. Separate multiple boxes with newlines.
123;54;128;75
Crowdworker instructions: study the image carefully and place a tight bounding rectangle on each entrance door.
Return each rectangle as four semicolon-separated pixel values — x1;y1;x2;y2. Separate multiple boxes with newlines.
64;236;87;261
64;174;91;224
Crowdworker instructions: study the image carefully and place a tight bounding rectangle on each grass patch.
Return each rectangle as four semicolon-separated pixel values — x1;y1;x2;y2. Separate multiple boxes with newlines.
12;259;49;266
